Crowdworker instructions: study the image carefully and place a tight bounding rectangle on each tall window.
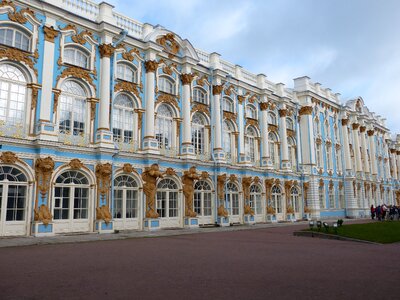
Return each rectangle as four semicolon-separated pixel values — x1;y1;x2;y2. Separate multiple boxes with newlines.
222;97;234;112
0;166;28;222
156;178;178;218
271;185;282;213
286;118;294;131
194;181;212;217
250;184;262;215
0;64;27;126
116;63;137;83
155;104;173;149
324;120;330;139
0;27;31;51
316;143;322;168
326;144;333;170
192;113;205;154
319;184;325;209
269;132;279;169
329;187;335;208
223;120;234;160
159;76;175;94
314;118;320;136
246;105;257;119
193;88;207;104
59;81;87;136
64;46;90;69
113;94;134;144
245;126;257;162
226;182;239;216
339;186;345;209
113;175;138;219
53;171;89;220
290;187;300;213
288;137;297;171
336;148;342;173
268;112;277;125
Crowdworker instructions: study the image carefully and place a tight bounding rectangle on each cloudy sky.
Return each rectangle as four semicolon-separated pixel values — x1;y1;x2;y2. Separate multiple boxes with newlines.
108;0;400;134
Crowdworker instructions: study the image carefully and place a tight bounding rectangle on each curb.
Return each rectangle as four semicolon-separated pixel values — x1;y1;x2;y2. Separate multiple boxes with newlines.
293;230;381;245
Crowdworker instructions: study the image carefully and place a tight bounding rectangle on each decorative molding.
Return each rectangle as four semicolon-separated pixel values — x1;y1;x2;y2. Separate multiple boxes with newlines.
142;164;163;218
217;174;228;217
122;48;140;61
0;47;37;76
278;109;288;117
57;66;94;87
43;26;59;43
182;166;200;217
157;92;180;111
359;126;366;133
191;103;210;117
114;81;140;99
135;108;144;130
259;102;269;111
156;33;180;58
223;111;237;122
268;124;278;132
165;167;176;176
99;43;114;58
367;130;375;136
246;117;258;128
7;3;38;24
72;30;93;45
52;89;61;114
196;75;208;86
352;123;360;130
27;83;40;110
0;151;19;164
224;85;235;96
242;177;254;216
299;106;313;115
68;158;84;170
181;73;195;85
144;60;159;73
341;119;349;126
212;85;224;95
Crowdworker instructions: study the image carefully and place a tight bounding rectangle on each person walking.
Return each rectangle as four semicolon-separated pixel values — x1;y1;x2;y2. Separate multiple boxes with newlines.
370;205;375;220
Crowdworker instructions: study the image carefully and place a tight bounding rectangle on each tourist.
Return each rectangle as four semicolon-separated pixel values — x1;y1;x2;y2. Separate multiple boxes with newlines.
370;205;375;220
376;205;381;221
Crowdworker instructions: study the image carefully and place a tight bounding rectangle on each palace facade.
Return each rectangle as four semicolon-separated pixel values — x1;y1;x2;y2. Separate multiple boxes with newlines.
0;0;399;236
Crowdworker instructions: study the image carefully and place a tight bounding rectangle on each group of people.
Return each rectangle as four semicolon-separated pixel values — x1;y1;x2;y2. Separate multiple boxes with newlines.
370;204;400;221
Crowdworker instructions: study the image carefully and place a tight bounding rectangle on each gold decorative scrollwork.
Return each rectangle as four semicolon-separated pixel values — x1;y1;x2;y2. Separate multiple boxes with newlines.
0;151;19;164
223;111;236;122
246;118;258;128
196;75;208;86
71;30;93;45
27;83;40;110
259;102;269;111
0;47;37;76
181;73;195;85
144;60;159;73
156;33;180;58
217;174;228;217
114;81;140;99
99;43;115;58
95;163;112;224
122;48;140;61
237;95;246;105
58;66;94;88
157;93;180;111
242;177;254;216
43;26;59;43
279;109;288;117
69;158;84;170
212;85;224;95
122;163;134;173
7;3;38;24
165;167;176;176
191;103;210;117
299;106;313;116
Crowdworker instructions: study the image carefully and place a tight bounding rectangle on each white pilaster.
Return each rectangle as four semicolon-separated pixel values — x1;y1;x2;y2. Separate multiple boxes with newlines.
238;97;246;163
260;101;271;168
352;123;363;172
360;126;370;174
368;129;378;175
279;106;290;170
180;71;195;158
212;79;225;162
342;119;352;171
299;104;315;174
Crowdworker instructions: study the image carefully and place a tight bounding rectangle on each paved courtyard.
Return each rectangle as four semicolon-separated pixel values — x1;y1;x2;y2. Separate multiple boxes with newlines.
0;223;399;300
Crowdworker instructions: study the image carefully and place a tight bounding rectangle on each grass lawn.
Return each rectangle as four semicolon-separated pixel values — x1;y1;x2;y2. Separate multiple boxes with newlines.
310;221;400;244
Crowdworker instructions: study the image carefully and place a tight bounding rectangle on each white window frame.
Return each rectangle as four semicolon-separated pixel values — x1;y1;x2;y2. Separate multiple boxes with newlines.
0;26;31;52
194;180;212;217
63;45;90;69
156;178;179;218
113;175;139;219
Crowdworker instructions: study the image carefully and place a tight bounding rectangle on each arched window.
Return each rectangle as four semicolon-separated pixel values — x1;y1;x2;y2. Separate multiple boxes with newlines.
339;186;345;208
226;182;239;216
290;187;300;213
316;143;322;168
192;113;206;154
324;120;330;139
329;186;335;208
0;26;31;51
193;87;207;104
0;64;27;126
64;46;90;69
113;175;138;219
155;104;173;149
113;94;134;143
245;126;257;162
159;76;175;94
0;166;28;223
116;63;137;83
319;184;325;209
336;147;342;173
222;97;234;112
194;180;212;217
314;118;321;136
268;112;277;125
271;185;282;213
246;105;257;119
59;81;87;136
156;178;178;218
53;171;89;220
250;184;262;215
268;132;279;169
288;137;297;170
223;120;234;161
286;118;294;131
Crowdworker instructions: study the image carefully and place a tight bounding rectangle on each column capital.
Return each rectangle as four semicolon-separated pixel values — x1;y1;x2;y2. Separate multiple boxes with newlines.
212;85;224;95
299;106;313;115
390;149;397;154
144;60;159;73
43;26;59;43
238;95;246;105
99;43;115;58
341;119;349;126
259;102;269;111
359;126;366;132
352;123;360;130
367;129;375;136
180;73;195;85
278;109;288;117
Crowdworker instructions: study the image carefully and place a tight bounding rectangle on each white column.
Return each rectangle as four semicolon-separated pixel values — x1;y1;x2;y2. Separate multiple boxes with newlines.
352;123;363;172
368;130;378;175
384;143;391;179
238;97;246;162
260;101;270;167
298;105;315;172
142;59;159;152
396;150;400;179
390;149;398;180
342;119;352;171
279;106;290;170
212;81;225;162
98;43;113;130
181;73;195;157
360;126;370;173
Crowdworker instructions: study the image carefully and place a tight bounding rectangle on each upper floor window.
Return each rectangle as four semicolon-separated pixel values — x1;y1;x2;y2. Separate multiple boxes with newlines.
245;126;257;162
223;120;234;156
64;46;90;69
117;63;137;83
113;94;135;144
192;113;206;155
155;104;173;149
0;27;31;52
0;64;27;126
286;118;294;130
159;76;175;94
193;87;207;104
268;112;277;125
223;97;234;112
324;121;330;139
246;105;257;119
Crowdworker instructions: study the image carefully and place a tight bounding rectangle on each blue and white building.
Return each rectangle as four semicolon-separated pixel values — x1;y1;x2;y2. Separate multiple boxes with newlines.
0;0;399;236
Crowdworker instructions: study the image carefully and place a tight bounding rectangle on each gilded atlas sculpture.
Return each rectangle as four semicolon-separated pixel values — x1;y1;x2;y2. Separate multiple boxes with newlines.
34;157;55;226
217;174;228;218
95;163;112;224
142;163;163;218
242;177;254;216
182;166;200;218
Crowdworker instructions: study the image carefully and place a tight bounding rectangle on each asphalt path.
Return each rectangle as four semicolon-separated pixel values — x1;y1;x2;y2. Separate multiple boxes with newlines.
0;223;399;300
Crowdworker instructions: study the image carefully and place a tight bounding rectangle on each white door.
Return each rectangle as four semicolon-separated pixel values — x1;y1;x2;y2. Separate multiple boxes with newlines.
156;178;181;228
194;181;213;225
250;185;264;222
0;166;29;236
272;186;284;221
113;175;140;231
226;182;241;223
52;170;91;234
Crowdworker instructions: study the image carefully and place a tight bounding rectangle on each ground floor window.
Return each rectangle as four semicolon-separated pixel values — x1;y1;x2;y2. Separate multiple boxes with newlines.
250;184;262;214
156;178;178;218
226;182;239;215
194;181;212;216
113;175;139;219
